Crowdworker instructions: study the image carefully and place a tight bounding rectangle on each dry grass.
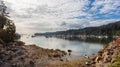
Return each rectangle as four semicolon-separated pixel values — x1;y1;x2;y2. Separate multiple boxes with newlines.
46;61;83;67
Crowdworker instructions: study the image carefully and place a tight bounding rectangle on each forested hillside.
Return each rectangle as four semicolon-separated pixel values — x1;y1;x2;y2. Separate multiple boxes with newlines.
36;21;120;36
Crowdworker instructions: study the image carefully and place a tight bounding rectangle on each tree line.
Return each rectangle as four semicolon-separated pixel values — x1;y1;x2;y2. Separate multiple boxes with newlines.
37;21;120;36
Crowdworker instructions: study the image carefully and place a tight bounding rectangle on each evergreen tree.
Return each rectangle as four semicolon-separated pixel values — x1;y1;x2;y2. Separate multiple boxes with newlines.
0;1;16;43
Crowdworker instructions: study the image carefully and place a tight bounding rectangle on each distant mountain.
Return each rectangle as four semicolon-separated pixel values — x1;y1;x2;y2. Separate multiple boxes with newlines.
35;21;120;36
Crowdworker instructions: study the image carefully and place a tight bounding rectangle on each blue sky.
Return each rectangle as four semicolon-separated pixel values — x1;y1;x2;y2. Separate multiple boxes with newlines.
3;0;120;34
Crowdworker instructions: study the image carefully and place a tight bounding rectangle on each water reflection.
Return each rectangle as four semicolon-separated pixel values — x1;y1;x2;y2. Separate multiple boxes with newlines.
63;37;114;44
20;35;106;56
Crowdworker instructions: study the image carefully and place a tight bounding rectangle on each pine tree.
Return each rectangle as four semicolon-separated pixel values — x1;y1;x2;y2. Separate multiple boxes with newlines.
0;1;16;43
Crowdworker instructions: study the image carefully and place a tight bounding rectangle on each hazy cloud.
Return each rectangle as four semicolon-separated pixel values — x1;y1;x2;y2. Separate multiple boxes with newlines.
3;0;120;34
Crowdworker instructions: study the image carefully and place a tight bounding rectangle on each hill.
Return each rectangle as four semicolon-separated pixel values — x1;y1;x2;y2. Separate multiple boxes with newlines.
35;21;120;36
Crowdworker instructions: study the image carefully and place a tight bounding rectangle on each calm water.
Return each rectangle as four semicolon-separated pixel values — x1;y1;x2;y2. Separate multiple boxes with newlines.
20;35;105;56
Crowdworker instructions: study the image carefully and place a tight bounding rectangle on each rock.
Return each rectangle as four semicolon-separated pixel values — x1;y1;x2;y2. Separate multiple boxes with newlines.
61;50;67;55
12;64;17;67
60;58;63;61
53;53;61;58
29;60;34;67
95;56;102;63
55;49;61;51
68;49;72;53
85;61;93;66
0;44;3;47
93;38;120;67
115;38;120;44
68;49;72;56
0;40;68;67
15;41;25;46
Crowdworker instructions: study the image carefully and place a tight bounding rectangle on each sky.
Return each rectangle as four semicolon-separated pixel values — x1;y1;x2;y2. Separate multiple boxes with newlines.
3;0;120;34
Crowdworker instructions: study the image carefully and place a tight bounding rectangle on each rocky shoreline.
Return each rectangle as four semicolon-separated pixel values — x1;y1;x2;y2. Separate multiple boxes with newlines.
0;41;67;67
0;38;120;67
93;38;120;67
44;38;120;67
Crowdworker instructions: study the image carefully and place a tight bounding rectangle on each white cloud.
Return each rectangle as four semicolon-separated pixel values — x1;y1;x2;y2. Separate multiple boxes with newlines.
2;0;120;34
88;19;120;27
3;0;91;33
91;0;120;14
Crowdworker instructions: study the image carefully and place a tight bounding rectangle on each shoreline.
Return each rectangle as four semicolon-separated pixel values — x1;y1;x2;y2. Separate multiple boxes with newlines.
0;38;120;67
41;38;120;67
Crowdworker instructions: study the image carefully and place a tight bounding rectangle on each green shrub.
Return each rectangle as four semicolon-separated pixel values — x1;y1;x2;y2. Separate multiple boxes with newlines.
115;31;120;36
109;56;120;67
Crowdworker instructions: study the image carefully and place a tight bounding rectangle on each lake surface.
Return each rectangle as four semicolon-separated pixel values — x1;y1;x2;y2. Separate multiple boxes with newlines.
20;35;107;56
